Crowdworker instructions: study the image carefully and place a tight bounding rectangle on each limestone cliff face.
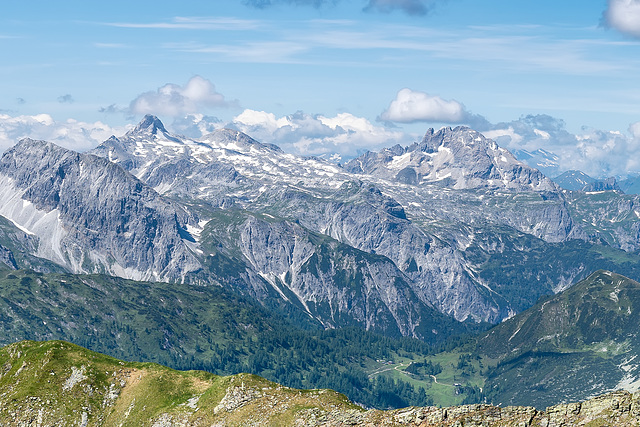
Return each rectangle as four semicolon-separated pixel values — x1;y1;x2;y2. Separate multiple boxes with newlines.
201;211;460;339
0;138;201;282
253;182;511;323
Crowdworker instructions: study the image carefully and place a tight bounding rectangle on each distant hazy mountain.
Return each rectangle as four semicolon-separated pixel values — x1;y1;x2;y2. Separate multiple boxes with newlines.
553;170;621;192
618;174;640;195
553;170;596;191
511;147;560;178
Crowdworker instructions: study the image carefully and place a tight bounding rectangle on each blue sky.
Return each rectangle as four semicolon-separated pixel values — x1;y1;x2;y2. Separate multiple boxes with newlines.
2;0;640;177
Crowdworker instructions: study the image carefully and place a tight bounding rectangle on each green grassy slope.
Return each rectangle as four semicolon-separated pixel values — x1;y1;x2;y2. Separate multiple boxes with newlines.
0;340;359;426
2;340;639;427
476;270;640;408
0;268;473;409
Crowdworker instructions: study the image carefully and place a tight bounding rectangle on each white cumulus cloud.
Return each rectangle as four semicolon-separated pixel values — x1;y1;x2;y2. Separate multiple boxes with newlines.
129;76;236;117
380;88;467;124
0;113;127;153
604;0;640;38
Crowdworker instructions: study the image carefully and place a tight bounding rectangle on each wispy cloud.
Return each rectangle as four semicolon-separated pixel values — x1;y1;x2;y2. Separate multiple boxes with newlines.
294;24;628;74
243;0;446;15
244;0;338;8
105;16;262;31
106;14;633;75
164;41;310;63
98;104;127;115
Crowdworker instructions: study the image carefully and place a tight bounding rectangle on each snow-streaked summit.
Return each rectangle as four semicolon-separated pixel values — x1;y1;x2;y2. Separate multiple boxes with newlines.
345;126;558;191
91;116;353;204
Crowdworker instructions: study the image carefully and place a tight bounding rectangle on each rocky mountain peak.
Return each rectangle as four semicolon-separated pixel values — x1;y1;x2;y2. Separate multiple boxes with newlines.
127;114;168;136
0;138;200;281
11;137;66;155
417;126;495;153
345;126;556;191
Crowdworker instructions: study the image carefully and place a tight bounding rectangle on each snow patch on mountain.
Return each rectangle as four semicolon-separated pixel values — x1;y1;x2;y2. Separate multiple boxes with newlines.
0;175;67;265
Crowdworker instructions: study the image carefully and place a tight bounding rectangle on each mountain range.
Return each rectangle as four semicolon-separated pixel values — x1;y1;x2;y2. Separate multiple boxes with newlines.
4;115;640;409
3;116;640;329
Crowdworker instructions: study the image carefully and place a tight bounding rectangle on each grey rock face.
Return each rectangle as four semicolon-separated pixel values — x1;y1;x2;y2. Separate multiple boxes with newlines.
345;126;557;191
582;176;621;192
253;182;511;323
202;210;459;338
0;138;201;281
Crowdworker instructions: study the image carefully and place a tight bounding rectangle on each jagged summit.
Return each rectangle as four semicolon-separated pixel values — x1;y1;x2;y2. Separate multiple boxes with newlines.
417;126;494;153
12;137;64;153
345;126;557;191
128;114;168;136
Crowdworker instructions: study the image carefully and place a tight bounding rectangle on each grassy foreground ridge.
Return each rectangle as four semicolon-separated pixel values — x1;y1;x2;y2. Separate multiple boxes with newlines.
2;340;640;426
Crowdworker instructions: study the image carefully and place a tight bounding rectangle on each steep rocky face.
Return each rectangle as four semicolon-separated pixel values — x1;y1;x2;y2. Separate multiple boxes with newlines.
0;138;201;281
582;176;621;192
251;182;512;323
345;126;557;191
200;209;462;338
565;191;640;252
0;245;17;269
